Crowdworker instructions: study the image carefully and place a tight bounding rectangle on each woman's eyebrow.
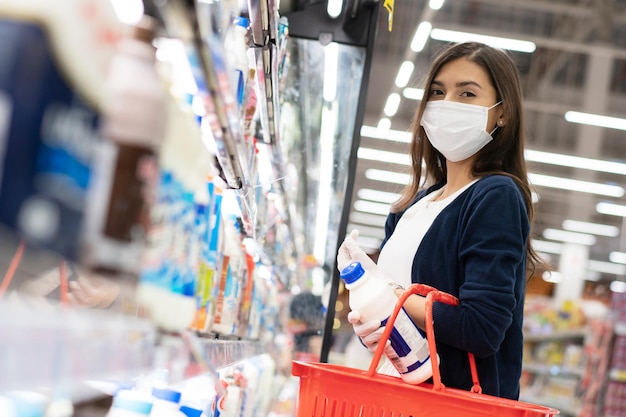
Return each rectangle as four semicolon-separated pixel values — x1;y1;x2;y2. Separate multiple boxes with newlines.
430;80;483;89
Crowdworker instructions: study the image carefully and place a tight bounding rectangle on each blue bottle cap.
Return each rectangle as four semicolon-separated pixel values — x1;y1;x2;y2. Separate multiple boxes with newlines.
180;405;203;417
340;262;365;285
151;387;182;403
235;16;249;28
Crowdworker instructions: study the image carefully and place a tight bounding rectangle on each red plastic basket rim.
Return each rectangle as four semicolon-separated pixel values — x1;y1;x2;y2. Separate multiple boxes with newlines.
292;360;560;415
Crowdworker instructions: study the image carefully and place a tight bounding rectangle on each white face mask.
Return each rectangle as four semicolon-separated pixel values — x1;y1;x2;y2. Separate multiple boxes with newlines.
420;100;502;162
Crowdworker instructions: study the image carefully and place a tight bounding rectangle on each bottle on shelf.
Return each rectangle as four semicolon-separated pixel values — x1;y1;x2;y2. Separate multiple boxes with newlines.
82;15;169;277
149;388;186;417
340;261;433;384
107;390;153;417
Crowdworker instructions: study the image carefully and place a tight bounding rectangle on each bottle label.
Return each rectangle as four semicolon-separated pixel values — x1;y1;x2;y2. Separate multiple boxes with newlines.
381;307;430;374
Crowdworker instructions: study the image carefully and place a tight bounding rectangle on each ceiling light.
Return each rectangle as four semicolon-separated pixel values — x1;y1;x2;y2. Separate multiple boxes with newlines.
377;118;391;132
542;270;562;283
360;126;412;143
395;61;415;88
411;21;432;52
326;0;343;18
542;228;596;246
429;0;445;10
562;219;619;237
529;173;624;197
347;223;385;238
109;0;144;24
353;199;391;216
525;149;626;176
429;28;536;53
610;280;626;293
610;251;626;264
357;147;410;165
565;111;626;131
588;260;626;276
384;93;401;117
349;212;388;227
531;239;563;254
596;202;626;217
357;188;400;203
531;192;540;203
403;88;424;101
365;168;411;185
323;42;339;101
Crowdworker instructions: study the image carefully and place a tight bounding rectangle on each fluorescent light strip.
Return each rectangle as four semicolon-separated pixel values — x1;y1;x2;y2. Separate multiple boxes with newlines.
610;281;626;293
542;228;597;246
358;147;410;166
323;42;339;101
525;149;626;176
565;111;626;131
384;93;401;117
347;223;385;239
610;251;626;264
429;0;445;10
326;0;343;18
353;199;391;216
350;211;388;227
395;61;415;88
377;118;391;132
357;188;401;204
403;88;425;101
365;168;411;185
430;28;536;53
411;21;433;52
529;173;624;197
588;260;626;276
596;202;626;217
531;239;563;255
562;219;619;237
360;125;412;143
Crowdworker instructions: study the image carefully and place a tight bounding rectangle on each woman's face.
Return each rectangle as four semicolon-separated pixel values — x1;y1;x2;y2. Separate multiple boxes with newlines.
427;58;504;132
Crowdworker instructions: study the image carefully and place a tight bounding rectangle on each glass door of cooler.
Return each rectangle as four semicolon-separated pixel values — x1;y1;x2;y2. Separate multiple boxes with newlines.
280;0;381;363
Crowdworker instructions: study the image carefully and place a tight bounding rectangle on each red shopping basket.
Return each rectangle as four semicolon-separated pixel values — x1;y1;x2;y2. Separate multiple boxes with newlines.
292;284;559;417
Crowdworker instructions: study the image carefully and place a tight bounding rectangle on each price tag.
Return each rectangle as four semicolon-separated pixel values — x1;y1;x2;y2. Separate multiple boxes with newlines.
383;0;394;32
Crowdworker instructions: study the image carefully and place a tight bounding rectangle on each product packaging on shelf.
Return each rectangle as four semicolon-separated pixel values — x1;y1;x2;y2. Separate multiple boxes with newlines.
136;92;216;332
0;0;125;263
82;15;169;277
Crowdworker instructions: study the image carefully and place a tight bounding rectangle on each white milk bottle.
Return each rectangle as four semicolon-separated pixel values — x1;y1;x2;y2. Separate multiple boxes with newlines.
340;261;433;384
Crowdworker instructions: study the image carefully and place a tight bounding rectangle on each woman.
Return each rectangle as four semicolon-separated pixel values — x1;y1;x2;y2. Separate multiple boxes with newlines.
337;42;545;400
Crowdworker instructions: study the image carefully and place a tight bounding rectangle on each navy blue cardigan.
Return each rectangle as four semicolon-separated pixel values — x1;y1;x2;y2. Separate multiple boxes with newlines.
381;175;529;400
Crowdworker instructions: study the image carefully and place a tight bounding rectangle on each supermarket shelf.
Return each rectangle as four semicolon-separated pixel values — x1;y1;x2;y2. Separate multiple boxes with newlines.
523;328;588;342
609;368;626;382
522;363;585;378
0;298;156;402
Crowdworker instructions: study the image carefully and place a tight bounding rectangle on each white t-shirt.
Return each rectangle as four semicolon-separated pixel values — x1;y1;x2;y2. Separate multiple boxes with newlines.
377;180;478;289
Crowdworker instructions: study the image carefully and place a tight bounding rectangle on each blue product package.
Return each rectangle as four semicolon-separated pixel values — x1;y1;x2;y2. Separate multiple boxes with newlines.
0;18;101;259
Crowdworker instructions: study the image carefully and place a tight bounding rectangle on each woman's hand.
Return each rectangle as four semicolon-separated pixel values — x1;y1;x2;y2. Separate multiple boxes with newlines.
337;230;377;272
347;310;390;352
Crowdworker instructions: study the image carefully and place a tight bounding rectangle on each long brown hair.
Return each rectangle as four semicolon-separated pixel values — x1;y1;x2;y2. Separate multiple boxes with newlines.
392;42;545;276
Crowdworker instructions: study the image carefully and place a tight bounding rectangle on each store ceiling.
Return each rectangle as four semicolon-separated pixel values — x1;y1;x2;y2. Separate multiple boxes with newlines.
349;0;626;283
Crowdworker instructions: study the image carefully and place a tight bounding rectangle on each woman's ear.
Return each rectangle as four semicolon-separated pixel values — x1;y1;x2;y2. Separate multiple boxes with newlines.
497;117;507;127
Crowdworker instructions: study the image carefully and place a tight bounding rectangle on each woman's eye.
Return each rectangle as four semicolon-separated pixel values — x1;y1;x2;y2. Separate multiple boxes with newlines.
460;91;476;97
429;89;444;96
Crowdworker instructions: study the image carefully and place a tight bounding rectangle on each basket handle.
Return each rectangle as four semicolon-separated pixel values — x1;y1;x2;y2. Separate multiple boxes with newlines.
366;283;482;394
